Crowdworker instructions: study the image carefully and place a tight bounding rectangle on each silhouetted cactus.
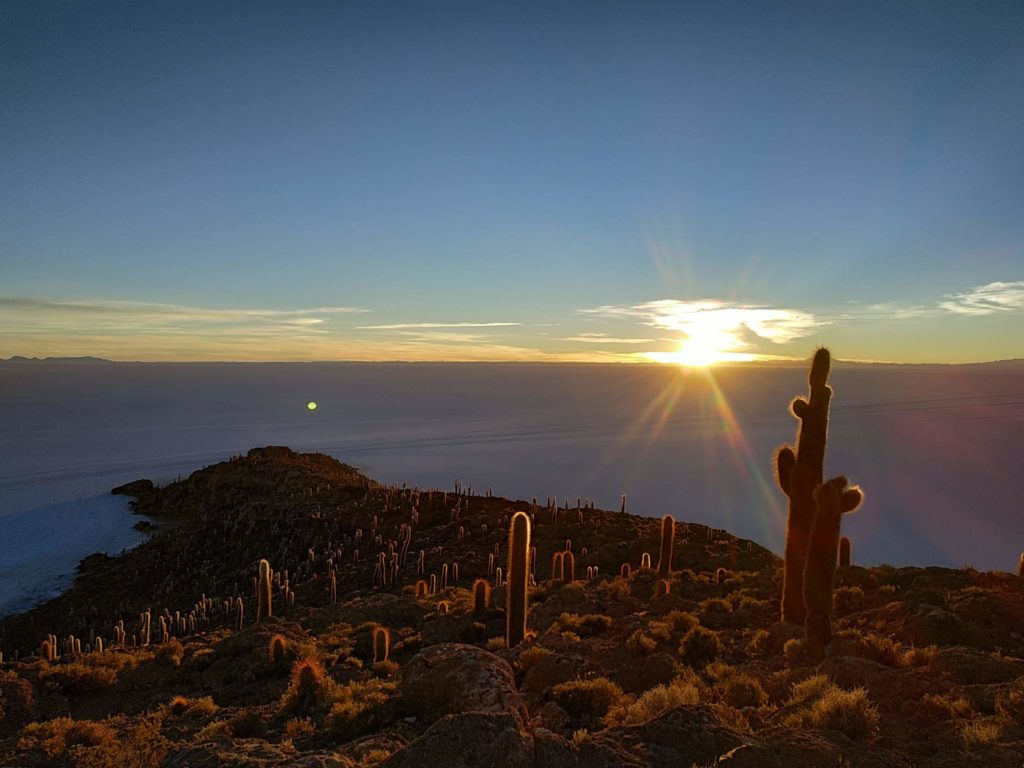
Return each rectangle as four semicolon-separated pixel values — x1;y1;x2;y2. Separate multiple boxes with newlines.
1018;553;1024;577
804;477;863;650
657;514;675;577
269;634;288;667
640;552;651;570
655;579;670;597
563;550;575;582
716;567;726;585
620;563;631;579
777;348;834;624
506;511;530;648
839;536;851;567
551;552;564;583
258;559;273;622
372;626;390;662
473;578;490;615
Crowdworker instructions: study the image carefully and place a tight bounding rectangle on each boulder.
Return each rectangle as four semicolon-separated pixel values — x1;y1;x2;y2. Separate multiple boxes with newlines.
380;712;532;768
401;643;528;724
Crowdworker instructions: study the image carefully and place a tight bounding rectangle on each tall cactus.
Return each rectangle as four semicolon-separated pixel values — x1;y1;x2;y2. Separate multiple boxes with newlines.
373;626;390;663
777;348;833;624
506;511;531;648
804;477;862;650
657;514;675;577
257;559;273;622
839;536;851;567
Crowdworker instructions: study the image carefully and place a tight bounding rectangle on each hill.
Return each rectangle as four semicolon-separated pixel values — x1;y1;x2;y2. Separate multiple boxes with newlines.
2;446;1024;767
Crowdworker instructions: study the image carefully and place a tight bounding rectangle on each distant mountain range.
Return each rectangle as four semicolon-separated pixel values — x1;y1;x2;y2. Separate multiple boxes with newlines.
2;355;1022;367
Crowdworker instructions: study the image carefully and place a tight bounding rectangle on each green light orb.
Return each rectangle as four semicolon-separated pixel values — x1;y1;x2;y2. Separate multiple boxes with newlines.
307;401;317;411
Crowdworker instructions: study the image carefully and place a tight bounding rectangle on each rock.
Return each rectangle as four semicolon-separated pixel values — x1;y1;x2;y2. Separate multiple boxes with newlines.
532;727;577;768
401;643;528;724
112;478;156;496
895;604;967;647
930;648;1024;685
161;740;354;767
380;712;533;768
717;744;782;768
539;700;572;731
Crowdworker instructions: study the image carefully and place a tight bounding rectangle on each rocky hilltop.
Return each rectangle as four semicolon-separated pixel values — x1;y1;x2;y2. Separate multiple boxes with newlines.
2;446;1024;767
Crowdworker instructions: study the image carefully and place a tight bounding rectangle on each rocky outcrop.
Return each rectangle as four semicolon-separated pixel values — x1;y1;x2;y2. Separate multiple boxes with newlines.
400;643;529;724
380;713;533;768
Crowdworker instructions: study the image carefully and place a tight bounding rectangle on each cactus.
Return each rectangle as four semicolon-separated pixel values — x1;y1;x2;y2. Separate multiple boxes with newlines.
473;578;490;615
563;550;575;582
551;552;564;583
839;536;851;567
372;626;390;662
655;579;670;597
620;563;631;579
415;579;428;597
269;634;288;666
505;510;531;648
235;597;245;630
804;477;863;651
777;348;834;624
41;639;54;662
657;515;675;576
640;552;651;570
257;559;273;622
716;567;726;585
1018;553;1024;577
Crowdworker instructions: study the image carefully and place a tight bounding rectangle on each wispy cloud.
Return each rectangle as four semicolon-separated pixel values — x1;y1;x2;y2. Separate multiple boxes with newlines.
357;322;522;330
558;332;654;344
938;280;1024;315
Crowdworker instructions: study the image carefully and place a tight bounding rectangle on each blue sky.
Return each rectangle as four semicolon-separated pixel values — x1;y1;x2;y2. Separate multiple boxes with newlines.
2;1;1022;362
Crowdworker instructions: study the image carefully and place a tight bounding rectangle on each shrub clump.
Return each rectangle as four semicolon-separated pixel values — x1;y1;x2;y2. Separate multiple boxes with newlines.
167;695;218;718
280;658;337;715
17;717;115;760
554;613;614;637
327;679;396;739
784;685;879;740
550;678;624;719
605;677;701;727
626;630;657;657
40;663;117;694
717;672;768;709
679;626;721;669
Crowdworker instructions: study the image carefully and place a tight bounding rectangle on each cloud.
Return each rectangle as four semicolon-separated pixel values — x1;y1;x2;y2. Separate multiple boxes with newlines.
558;333;654;344
580;299;820;360
938;280;1024;315
357;322;522;330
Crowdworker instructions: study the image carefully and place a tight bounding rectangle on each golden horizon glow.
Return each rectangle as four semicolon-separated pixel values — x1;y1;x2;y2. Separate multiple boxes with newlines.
641;312;760;367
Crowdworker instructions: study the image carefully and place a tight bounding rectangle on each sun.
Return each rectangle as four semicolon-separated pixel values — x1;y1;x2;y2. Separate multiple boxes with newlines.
644;323;755;367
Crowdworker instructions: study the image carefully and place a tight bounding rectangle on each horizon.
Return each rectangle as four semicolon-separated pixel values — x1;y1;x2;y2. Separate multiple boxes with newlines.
2;2;1023;365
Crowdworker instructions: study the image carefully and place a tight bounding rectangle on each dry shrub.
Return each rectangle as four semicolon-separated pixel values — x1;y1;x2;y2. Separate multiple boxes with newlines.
517;646;553;672
834;586;864;613
327;678;396;739
962;720;1002;749
747;629;771;656
646;621;673;643
550;678;624;719
40;663;117;693
285;717;316;740
486;637;507;651
679;626;721;669
227;710;267;738
918;693;974;722
167;695;217;718
155;639;184;668
784;685;879;740
18;715;169;767
664;610;698;634
717;672;768;709
788;674;833;705
280;658;337;714
604;677;701;727
18;717;115;760
626;630;657;657
554;613;613;637
996;678;1024;726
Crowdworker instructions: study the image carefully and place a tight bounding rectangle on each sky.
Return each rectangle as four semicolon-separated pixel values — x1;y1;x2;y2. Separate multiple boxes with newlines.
1;1;1022;364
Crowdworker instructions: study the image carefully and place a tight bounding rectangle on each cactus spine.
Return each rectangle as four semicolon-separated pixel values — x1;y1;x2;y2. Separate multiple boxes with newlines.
657;515;675;577
505;511;530;648
777;348;833;624
257;559;273;622
839;536;851;567
804;477;863;650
